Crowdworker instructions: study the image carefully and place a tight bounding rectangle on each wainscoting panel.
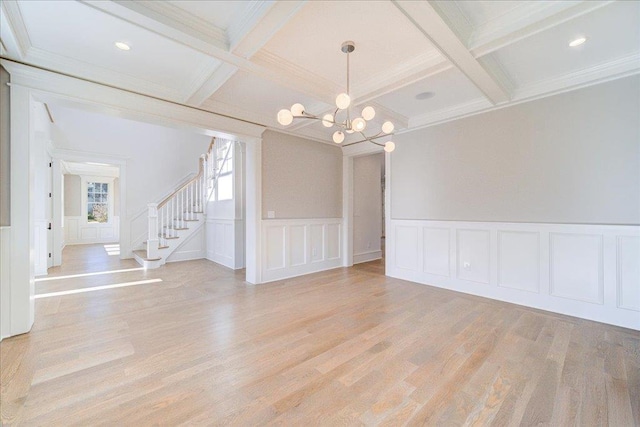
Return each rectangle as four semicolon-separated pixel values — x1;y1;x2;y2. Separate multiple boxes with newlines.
456;229;490;284
262;218;342;283
387;220;640;330
206;219;244;269
266;226;286;271
64;216;120;245
550;233;603;304
617;235;640;312
423;227;450;277
290;225;307;267
498;231;540;293
395;226;419;271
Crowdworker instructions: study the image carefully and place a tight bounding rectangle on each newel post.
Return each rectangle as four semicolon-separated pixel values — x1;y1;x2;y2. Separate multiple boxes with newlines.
147;202;159;259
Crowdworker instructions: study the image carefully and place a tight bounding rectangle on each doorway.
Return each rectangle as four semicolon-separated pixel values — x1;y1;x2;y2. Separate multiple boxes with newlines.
352;152;385;267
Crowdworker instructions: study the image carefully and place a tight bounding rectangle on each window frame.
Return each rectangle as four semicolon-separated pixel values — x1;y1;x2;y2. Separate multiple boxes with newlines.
81;176;115;226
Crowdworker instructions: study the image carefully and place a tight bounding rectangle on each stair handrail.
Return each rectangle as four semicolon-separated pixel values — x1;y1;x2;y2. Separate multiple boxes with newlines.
146;137;235;260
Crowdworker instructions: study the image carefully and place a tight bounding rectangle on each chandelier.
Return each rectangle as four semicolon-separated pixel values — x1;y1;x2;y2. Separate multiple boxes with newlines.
276;41;396;153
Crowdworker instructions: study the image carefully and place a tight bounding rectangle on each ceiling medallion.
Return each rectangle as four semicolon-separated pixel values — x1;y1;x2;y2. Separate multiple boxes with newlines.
276;41;396;153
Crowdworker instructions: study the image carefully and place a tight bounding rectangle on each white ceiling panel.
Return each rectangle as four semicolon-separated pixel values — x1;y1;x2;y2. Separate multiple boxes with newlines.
373;67;485;118
261;1;439;90
206;70;332;128
483;1;640;89
17;0;220;99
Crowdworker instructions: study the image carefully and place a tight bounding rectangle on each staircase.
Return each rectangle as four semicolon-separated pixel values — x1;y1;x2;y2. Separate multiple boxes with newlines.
133;137;233;268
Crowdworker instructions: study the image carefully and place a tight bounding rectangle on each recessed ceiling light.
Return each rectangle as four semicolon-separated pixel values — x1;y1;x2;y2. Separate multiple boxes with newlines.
415;91;435;100
115;41;131;51
569;37;586;47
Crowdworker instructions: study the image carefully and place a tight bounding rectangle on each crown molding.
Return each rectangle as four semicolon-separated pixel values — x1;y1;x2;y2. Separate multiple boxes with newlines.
358;60;454;107
0;0;30;59
469;1;613;58
408;97;491;129
513;52;640;101
367;102;410;130
25;47;185;102
187;63;239;106
178;58;225;104
480;55;514;95
112;0;228;49
353;50;444;99
405;52;640;133
227;1;275;52
252;49;340;104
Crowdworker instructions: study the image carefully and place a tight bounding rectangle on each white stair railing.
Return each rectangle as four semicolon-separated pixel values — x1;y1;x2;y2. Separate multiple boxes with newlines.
146;137;233;259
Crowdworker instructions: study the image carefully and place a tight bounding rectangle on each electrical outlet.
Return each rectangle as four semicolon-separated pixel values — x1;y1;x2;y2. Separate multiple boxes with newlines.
367;241;371;249
463;262;471;270
267;211;275;219
312;248;318;257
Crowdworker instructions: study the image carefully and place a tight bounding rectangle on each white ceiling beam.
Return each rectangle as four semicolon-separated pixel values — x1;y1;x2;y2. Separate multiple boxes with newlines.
187;1;307;106
392;0;510;105
111;0;229;50
0;0;31;59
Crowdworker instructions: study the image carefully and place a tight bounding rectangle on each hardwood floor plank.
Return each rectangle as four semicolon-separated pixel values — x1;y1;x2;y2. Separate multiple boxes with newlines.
2;244;639;425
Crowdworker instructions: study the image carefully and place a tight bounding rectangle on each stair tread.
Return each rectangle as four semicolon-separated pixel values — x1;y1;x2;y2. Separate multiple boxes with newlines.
133;250;161;262
160;235;180;240
163;226;189;230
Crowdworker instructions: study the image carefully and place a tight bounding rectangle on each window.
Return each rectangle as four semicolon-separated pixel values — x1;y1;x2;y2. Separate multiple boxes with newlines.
87;182;109;223
215;143;233;201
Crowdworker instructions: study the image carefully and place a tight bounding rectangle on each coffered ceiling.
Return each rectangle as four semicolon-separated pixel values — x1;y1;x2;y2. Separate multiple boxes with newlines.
1;0;638;145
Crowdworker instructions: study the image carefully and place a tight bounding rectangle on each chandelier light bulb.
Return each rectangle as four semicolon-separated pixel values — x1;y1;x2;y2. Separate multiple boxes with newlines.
277;109;293;126
382;121;394;134
384;141;396;153
291;103;305;116
335;93;351;110
352;117;367;132
273;42;396;153
362;106;376;121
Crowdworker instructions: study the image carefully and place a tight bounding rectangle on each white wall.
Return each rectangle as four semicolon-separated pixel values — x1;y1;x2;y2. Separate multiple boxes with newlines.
387;76;640;330
51;105;210;256
392;75;640;225
32;101;52;276
0;66;10;227
206;141;245;269
262;130;342;219
353;153;383;264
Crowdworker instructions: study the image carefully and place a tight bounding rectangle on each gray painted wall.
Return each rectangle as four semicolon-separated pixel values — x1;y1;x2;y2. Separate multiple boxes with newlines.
262;130;342;219
64;174;81;216
391;75;640;225
353;153;383;256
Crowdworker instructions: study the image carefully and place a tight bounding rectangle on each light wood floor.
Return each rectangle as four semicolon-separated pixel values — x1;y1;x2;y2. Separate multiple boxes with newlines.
1;244;639;426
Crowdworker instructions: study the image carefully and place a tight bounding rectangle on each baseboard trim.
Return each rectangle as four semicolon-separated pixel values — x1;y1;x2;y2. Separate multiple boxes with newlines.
353;250;382;264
